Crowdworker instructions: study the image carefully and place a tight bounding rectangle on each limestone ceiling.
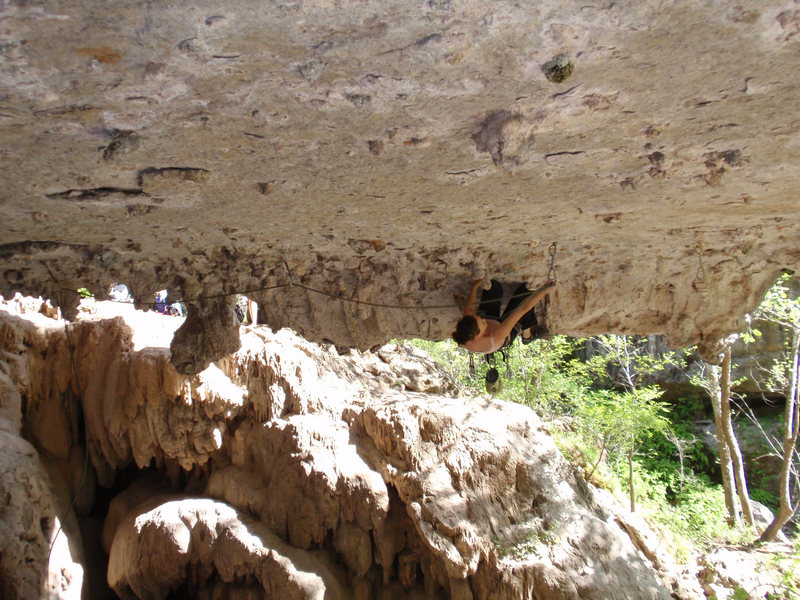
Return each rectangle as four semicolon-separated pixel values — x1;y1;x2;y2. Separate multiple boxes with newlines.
1;1;799;353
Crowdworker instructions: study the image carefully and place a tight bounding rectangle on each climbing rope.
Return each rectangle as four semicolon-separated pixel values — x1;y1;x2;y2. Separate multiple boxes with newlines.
22;244;561;555
40;241;560;312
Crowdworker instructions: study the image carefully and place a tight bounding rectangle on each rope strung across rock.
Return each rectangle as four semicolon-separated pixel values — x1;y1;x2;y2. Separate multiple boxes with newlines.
42;242;559;312
34;243;557;538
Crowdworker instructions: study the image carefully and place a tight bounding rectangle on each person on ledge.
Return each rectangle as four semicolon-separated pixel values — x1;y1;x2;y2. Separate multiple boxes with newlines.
452;278;556;354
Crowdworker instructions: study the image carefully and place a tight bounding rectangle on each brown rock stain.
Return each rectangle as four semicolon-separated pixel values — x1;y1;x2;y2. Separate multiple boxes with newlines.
76;46;122;63
596;212;623;223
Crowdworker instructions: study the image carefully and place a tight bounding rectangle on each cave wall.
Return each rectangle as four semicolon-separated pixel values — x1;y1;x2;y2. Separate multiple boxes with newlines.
1;0;799;354
0;297;702;599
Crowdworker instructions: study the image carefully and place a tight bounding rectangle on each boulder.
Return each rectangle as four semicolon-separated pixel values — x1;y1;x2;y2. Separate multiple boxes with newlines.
107;494;346;600
698;545;798;600
0;378;84;600
1;298;704;599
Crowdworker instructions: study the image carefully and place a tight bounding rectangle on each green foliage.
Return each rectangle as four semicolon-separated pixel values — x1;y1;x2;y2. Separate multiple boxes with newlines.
732;586;750;600
504;336;588;417
408;321;795;564
762;539;800;600
579;334;690;393
750;486;780;513
575;387;670;469
77;287;93;299
753;273;800;332
407;336;589;416
744;272;800;395
649;424;711;475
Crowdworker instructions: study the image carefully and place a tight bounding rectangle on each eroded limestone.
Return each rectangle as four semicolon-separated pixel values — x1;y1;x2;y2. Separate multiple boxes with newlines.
0;298;698;599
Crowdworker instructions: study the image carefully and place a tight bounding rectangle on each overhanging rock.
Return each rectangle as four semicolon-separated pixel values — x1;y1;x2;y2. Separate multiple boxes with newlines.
1;1;799;351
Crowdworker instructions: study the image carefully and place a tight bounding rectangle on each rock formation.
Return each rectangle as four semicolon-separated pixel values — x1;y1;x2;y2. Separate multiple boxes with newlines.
1;297;707;599
1;1;799;366
2;4;800;591
0;297;86;600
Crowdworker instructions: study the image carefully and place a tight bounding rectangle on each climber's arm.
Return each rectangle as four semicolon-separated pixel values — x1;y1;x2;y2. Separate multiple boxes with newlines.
494;281;556;340
462;279;484;317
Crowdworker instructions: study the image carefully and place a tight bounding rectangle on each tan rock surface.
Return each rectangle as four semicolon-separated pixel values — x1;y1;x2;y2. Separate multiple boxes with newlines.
698;546;799;600
0;299;698;599
107;494;346;600
0;374;84;600
1;1;799;358
0;298;86;599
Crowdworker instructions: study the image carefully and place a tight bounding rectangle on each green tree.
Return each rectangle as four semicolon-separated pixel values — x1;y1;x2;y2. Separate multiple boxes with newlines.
516;336;587;418
575;335;681;511
576;386;670;511
745;273;800;542
578;334;689;392
689;352;752;528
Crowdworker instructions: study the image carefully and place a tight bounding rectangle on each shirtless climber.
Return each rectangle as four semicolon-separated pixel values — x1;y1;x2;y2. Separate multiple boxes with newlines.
452;279;556;354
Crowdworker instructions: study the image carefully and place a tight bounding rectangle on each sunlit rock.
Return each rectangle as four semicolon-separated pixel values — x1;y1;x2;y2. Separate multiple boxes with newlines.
0;298;699;599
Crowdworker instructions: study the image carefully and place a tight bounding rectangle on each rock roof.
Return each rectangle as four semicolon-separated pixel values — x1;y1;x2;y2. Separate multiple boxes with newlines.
2;1;798;360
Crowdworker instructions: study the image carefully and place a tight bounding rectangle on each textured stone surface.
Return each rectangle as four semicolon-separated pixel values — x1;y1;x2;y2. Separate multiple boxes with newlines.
107;495;346;600
170;297;242;375
0;298;86;600
1;1;799;355
0;298;702;599
698;546;798;600
0;370;84;600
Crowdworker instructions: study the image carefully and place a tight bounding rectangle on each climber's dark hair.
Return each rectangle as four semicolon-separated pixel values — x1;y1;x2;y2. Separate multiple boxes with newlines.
452;315;479;345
